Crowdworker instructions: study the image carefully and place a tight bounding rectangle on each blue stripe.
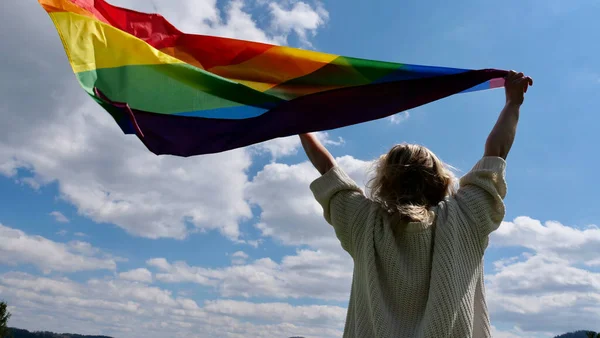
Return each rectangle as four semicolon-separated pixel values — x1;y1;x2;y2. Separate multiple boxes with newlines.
173;105;269;119
374;65;469;84
461;80;492;93
402;64;470;74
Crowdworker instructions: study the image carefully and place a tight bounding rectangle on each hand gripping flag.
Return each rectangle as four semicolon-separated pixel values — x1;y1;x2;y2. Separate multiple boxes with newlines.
38;0;508;157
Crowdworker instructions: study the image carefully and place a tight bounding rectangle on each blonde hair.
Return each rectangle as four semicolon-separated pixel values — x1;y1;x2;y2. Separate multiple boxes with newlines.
367;143;456;223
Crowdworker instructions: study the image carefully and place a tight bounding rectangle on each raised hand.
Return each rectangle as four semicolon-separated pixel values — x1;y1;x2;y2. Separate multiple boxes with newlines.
504;70;533;106
299;133;336;175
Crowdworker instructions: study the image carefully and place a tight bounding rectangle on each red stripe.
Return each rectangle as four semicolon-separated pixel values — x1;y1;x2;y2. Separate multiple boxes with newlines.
68;0;274;69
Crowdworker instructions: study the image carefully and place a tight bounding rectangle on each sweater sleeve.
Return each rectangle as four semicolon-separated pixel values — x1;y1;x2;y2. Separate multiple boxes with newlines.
454;156;507;239
310;166;368;254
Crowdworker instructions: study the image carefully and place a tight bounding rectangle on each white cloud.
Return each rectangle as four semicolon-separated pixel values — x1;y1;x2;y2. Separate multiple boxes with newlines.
488;254;600;298
252;136;304;159
0;272;344;338
109;0;328;46
147;258;172;271
69;240;101;256
148;249;353;301
491;216;600;266
209;0;283;44
231;251;248;259
1;96;253;240
586;258;600;267
244;239;262;248
0;223;116;273
1;272;81;297
321;135;346;147
269;1;329;46
230;251;249;265
389;111;410;124
203;299;345;326
252;132;344;160
119;268;153;283
486;217;600;336
486;254;600;335
491;325;544;338
245;156;371;250
49;211;69;223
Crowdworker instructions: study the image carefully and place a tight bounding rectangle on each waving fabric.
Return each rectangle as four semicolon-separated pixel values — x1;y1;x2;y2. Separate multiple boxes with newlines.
39;0;507;156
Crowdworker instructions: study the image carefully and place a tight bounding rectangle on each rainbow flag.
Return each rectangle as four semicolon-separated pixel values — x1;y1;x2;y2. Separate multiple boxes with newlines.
39;0;508;157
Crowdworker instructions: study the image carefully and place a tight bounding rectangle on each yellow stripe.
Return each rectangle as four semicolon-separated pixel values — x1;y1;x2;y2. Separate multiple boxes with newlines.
49;11;184;73
235;80;277;92
207;46;338;92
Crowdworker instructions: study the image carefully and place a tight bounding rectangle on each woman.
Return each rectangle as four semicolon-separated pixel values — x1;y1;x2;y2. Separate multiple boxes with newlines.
299;71;533;338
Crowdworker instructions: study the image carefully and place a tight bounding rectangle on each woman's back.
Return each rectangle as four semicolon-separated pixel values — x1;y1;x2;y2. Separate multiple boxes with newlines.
310;157;506;337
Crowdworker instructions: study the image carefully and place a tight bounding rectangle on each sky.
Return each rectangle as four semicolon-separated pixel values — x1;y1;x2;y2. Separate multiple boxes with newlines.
0;0;599;337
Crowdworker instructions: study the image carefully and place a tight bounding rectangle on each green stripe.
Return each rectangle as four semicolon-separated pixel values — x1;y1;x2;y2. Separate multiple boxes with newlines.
265;56;403;99
76;63;284;114
339;56;405;82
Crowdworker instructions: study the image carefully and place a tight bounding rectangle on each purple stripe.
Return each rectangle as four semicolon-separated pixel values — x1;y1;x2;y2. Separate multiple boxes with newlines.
94;87;145;138
122;69;507;157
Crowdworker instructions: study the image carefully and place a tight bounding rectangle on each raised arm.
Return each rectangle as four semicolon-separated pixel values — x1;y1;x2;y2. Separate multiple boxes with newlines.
484;71;533;159
450;71;533;241
301;133;370;256
299;133;336;175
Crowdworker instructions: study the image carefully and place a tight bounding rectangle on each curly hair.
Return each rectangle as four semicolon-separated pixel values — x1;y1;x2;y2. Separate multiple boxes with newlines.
367;143;457;223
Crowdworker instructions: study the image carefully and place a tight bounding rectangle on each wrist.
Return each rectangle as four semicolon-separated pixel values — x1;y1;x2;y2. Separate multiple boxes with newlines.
504;100;522;108
503;102;521;119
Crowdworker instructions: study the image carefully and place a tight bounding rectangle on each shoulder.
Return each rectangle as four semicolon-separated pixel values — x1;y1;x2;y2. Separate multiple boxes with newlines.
310;166;361;198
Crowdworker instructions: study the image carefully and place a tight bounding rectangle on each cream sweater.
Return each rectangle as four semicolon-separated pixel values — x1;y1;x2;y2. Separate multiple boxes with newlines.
310;157;507;338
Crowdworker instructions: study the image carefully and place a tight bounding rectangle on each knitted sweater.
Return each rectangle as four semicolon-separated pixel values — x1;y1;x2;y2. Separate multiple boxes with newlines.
310;157;507;338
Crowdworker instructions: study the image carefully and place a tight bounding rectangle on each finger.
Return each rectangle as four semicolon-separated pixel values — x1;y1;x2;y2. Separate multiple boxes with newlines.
517;77;530;92
525;77;533;92
512;72;525;84
506;71;523;84
516;77;529;85
505;70;517;81
521;76;533;86
512;77;526;86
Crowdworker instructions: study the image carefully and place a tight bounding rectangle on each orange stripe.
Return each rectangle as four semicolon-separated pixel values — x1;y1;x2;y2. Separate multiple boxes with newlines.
158;47;204;70
38;0;102;21
207;46;338;92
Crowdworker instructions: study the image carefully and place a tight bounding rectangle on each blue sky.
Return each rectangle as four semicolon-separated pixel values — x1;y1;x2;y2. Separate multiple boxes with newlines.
1;0;599;337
